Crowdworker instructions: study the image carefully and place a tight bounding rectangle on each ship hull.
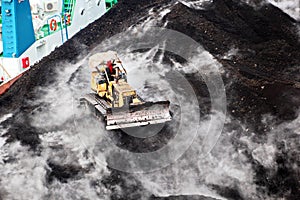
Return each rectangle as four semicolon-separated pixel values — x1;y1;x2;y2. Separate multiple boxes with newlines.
0;73;23;95
0;0;112;96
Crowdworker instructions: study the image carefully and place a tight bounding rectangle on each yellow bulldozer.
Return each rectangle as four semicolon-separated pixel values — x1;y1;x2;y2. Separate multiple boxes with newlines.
80;51;172;130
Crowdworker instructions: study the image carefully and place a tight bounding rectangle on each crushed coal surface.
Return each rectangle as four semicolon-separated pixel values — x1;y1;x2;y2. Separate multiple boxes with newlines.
0;0;299;199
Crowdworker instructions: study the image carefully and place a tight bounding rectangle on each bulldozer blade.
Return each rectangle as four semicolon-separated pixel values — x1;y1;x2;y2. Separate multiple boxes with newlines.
106;101;172;130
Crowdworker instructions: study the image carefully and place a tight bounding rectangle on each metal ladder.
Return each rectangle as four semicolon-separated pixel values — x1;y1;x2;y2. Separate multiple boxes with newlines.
63;0;76;22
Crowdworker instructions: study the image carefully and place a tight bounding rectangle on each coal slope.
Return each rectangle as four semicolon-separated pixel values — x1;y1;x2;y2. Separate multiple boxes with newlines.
0;0;300;199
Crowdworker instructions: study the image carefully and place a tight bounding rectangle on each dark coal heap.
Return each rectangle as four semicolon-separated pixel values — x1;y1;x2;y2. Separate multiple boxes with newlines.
0;0;299;199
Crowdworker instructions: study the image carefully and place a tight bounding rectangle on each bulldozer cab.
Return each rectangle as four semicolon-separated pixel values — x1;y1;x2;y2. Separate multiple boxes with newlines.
95;70;107;84
106;65;124;82
89;51;127;83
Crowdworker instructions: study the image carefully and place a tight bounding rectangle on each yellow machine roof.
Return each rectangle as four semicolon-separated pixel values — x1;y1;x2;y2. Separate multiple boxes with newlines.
89;51;118;69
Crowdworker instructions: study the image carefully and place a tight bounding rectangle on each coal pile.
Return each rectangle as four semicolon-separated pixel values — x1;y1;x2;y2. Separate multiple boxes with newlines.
0;0;299;199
